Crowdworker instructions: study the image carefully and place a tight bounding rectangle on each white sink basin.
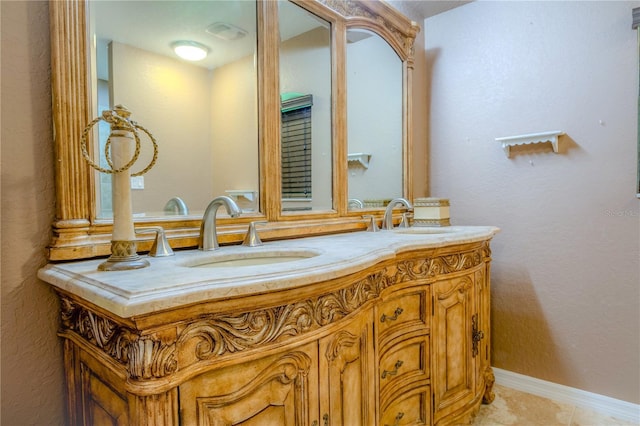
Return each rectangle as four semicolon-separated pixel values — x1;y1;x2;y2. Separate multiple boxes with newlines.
393;227;454;235
186;249;320;269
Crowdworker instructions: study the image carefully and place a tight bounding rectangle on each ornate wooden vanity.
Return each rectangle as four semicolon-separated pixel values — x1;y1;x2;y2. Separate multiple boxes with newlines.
40;228;497;425
44;0;497;424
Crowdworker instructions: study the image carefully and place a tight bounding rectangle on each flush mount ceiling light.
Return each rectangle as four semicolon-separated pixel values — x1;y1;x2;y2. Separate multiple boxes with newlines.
171;41;210;61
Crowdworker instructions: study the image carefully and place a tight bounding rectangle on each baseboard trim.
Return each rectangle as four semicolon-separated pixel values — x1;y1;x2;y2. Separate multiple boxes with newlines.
493;368;640;423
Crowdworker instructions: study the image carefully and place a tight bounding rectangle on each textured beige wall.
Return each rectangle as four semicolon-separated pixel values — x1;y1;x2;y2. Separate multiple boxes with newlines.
3;1;637;424
1;1;66;424
425;1;640;404
111;42;216;214
210;54;260;202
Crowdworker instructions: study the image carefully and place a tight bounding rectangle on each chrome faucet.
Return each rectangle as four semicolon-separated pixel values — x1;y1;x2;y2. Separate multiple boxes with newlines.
199;196;241;250
348;198;364;209
382;197;413;230
164;196;189;215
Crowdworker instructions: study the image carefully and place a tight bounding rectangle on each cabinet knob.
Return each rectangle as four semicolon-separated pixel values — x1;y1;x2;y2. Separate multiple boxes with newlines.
380;307;403;322
381;360;404;379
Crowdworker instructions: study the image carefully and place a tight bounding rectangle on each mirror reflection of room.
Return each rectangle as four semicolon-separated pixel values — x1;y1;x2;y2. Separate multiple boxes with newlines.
91;1;260;218
278;0;332;212
346;28;403;209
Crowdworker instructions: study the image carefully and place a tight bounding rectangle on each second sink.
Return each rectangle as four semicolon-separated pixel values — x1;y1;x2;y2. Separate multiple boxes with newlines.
186;249;320;269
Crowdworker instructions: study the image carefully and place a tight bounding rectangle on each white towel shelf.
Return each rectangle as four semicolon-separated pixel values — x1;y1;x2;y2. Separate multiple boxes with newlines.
496;131;564;158
347;152;372;169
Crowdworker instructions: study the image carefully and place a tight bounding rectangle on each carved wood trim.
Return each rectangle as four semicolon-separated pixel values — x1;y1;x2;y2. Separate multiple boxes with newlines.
318;0;420;60
61;297;177;380
129;388;180;425
61;297;135;366
325;330;359;363
50;0;93;223
435;276;473;302
59;245;488;385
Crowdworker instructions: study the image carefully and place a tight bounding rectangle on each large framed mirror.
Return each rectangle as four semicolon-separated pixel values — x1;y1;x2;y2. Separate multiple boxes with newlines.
48;0;420;260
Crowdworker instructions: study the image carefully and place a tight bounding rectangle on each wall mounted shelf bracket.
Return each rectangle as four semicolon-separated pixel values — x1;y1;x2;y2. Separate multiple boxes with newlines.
496;131;564;158
347;152;372;169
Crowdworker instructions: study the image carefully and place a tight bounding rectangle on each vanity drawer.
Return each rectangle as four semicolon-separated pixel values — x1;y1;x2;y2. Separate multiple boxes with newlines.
377;287;429;344
380;385;430;426
379;335;430;407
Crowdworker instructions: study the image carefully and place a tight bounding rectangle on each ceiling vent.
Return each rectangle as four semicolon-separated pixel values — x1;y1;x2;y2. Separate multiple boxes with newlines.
206;23;248;41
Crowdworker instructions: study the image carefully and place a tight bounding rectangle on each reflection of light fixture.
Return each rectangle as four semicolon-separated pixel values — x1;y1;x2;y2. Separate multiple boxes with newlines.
171;41;209;61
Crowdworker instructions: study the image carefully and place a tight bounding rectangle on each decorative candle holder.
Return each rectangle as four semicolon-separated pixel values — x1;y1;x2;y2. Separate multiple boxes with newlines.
81;105;158;271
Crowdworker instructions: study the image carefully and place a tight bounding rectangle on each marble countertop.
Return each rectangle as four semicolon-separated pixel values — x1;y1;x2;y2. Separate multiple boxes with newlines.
38;226;499;318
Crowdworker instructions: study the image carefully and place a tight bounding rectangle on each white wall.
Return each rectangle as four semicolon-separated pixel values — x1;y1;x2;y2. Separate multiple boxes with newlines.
426;1;640;403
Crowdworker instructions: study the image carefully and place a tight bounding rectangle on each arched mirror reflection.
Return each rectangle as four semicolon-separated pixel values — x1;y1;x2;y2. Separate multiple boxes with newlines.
346;28;403;209
278;0;333;213
90;0;260;218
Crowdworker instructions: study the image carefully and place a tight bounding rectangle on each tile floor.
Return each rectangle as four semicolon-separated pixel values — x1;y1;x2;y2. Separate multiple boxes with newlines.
473;385;638;426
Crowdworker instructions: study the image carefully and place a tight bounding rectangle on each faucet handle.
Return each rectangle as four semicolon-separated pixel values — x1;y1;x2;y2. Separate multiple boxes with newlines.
363;215;380;232
242;221;268;247
398;212;412;228
136;226;174;257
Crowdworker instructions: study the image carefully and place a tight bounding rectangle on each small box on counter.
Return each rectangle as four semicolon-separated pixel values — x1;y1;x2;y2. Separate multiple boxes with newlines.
413;197;450;227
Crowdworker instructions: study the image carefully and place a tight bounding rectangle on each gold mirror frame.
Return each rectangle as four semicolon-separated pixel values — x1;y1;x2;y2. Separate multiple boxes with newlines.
48;0;420;261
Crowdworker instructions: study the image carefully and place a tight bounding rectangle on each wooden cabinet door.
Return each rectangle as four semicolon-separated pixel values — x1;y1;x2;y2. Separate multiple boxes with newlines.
179;342;319;426
318;310;375;426
475;266;494;404
431;274;476;424
79;362;129;426
64;341;130;426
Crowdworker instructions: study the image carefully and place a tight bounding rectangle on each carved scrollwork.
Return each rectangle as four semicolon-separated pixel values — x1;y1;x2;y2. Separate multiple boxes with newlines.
322;0;370;20
390;258;431;284
483;367;496;404
177;303;316;360
177;276;385;362
385;247;484;283
60;296;135;365
60;296;177;379
481;240;492;259
314;273;383;325
128;338;177;379
59;244;488;381
325;330;359;363
428;250;482;277
436;276;473;301
319;0;416;59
